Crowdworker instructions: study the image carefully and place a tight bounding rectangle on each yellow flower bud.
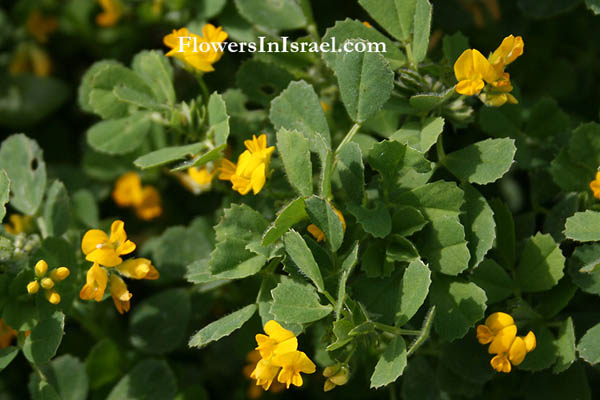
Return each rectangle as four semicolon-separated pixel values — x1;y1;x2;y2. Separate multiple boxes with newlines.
27;281;39;294
40;277;54;290
45;290;60;305
35;260;48;277
50;267;70;282
323;363;350;391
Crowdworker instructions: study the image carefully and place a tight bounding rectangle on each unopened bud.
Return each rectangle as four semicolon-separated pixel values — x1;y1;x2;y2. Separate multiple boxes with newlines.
26;281;39;294
50;267;70;281
40;277;54;289
45;290;60;304
34;260;48;277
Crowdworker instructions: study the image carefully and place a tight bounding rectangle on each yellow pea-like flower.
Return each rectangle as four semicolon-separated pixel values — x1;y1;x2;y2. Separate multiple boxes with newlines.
96;0;123;27
0;320;18;349
79;263;109;302
112;173;162;221
110;274;132;314
3;214;34;235
116;258;159;280
271;350;316;389
308;207;346;243
81;220;136;267
454;49;497;96
255;320;298;359
163;24;228;73
589;171;600;199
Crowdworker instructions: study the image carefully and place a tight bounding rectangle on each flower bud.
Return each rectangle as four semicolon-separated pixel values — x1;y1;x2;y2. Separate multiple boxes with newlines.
40;277;54;289
323;363;350;392
45;290;60;304
26;281;39;294
34;260;48;277
50;267;70;281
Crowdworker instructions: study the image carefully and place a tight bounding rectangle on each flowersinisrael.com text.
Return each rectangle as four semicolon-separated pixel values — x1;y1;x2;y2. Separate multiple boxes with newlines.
176;36;387;54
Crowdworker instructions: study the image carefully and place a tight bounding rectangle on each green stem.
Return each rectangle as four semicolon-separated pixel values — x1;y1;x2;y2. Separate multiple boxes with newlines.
322;290;337;309
407;306;436;357
372;322;421;336
436;134;446;164
195;74;210;103
404;42;416;70
335;123;362;156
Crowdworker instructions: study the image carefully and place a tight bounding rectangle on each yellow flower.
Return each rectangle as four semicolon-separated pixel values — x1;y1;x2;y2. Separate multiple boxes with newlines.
96;0;123;27
251;358;281;391
188;165;218;186
116;258;159;280
271;350;316;389
81;220;136;267
163;24;228;73
176;164;219;194
26;10;57;43
489;35;524;73
27;260;70;304
590;172;600;199
112;172;162;221
454;49;497;96
255;320;298;359
79;263;108;301
308;207;346;242
476;311;514;344
219;135;275;195
110;274;132;314
3;214;33;235
243;350;285;398
362;21;372;28
0;319;17;349
477;312;536;373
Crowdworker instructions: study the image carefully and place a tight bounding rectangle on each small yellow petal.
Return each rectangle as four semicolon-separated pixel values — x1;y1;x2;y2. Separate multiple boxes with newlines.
486;312;515;333
27;281;39;294
488;324;517;354
523;331;536;352
508;336;527;366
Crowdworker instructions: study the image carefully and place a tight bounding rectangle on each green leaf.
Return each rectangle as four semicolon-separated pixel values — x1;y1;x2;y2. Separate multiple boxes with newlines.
208;238;267;279
236;59;294;107
521;363;591;400
86;63;154;119
270;278;333;324
262;198;307;246
361;240;395;278
430;276;487;341
130;289;191;355
444;138;516;185
470;259;513;304
0;134;46;215
215;204;269;243
23;312;65;364
71;189;99;227
525;98;570;139
131;50;175;106
276;128;313;196
335;142;364;203
391;206;427;237
396;259;431;326
112;86;162;110
569;244;600;295
550;122;600;192
370;336;407;388
347;202;391;238
442;31;469;64
87;112;153;155
269;80;331;152
326;318;354;351
412;0;432;63
207;92;230;147
387;236;420;263
332;40;394;123
322;19;406;69
408;88;455;112
106;359;177;400
577;323;600;365
189;304;257;348
34;355;89;400
519;325;557;371
0;346;19;371
358;0;416;41
396;181;470;275
391;116;444;153
304;196;344;251
565;211;600;242
0;169;9;222
28;376;61;400
516;233;565;293
42;180;70;237
234;0;307;30
586;0;600;14
553;317;576;373
134;142;206;169
170;144;227;172
86;339;124;389
336;242;359;319
490;199;516;268
283;230;325;292
461;183;496;269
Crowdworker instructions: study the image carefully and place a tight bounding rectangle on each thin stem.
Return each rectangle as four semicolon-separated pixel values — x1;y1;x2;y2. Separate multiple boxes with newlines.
372;321;422;336
195;74;210;103
407;306;436;357
436;134;446;164
322;290;337;309
335;123;362;156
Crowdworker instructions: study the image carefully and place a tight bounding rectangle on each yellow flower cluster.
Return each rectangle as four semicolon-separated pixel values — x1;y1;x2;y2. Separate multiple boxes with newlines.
454;35;524;106
113;172;162;221
476;312;536;373
244;350;285;398
219;134;275;196
163;25;228;73
307;207;346;242
80;220;158;313
26;260;70;304
589;171;600;200
250;320;316;390
96;0;123;27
